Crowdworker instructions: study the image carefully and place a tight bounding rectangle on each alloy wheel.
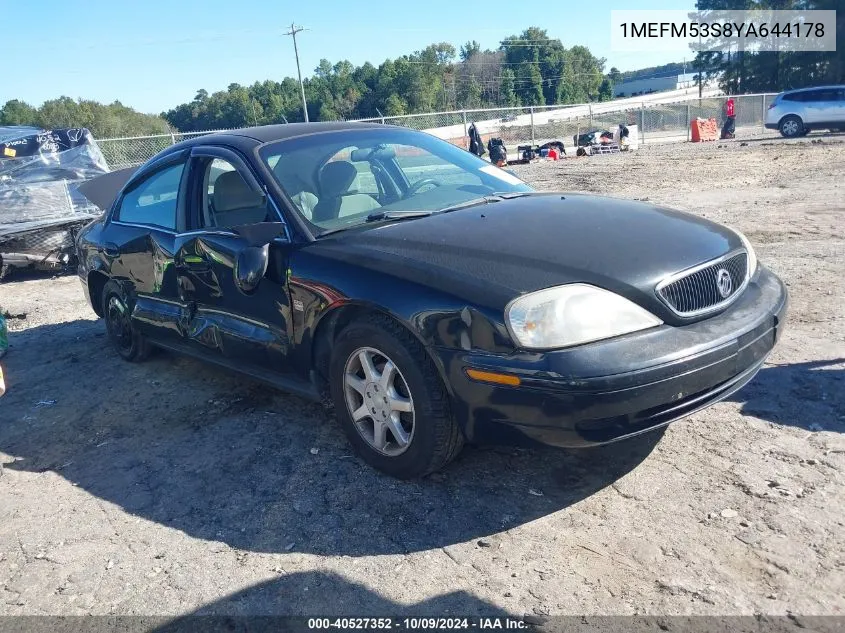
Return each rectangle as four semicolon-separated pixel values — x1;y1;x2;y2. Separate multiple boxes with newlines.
782;120;800;136
343;346;415;456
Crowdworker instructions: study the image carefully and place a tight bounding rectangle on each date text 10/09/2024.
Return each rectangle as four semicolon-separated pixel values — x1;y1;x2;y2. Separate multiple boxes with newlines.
307;618;529;630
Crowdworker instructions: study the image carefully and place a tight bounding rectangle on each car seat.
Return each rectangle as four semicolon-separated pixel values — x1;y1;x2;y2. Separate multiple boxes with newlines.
211;171;269;227
312;160;380;222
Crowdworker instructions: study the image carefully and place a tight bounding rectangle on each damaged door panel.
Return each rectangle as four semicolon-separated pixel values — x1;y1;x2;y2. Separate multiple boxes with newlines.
174;230;294;374
102;157;189;343
117;227;183;344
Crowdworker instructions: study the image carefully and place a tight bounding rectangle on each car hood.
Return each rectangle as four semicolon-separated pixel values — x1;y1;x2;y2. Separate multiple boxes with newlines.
321;193;743;319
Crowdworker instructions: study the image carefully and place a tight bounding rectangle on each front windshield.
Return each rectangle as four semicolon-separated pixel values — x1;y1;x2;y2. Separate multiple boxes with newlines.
259;127;533;235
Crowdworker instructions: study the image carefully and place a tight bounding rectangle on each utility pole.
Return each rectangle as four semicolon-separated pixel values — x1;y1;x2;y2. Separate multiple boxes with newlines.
285;23;309;122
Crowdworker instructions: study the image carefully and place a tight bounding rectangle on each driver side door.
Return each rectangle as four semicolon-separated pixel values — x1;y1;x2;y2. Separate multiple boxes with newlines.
173;146;296;375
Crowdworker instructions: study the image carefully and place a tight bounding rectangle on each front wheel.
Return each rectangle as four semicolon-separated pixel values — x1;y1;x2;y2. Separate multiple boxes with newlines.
329;315;463;478
102;280;150;362
779;115;804;138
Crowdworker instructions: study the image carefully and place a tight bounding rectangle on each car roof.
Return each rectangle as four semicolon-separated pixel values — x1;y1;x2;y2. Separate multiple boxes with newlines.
124;121;408;209
168;121;392;152
781;85;845;94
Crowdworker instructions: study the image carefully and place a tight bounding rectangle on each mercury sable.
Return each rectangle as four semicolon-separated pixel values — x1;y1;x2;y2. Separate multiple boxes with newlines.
75;123;788;478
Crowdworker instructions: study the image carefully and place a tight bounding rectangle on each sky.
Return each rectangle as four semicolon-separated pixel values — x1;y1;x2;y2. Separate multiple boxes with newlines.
3;0;696;115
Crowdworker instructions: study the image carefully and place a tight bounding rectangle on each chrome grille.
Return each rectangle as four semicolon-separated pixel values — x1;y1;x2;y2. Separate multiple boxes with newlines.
657;251;748;316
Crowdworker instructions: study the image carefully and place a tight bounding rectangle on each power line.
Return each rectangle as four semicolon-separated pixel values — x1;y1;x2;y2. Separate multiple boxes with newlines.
284;23;309;123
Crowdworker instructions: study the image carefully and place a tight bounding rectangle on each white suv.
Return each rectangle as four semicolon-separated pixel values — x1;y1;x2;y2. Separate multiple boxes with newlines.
765;86;845;137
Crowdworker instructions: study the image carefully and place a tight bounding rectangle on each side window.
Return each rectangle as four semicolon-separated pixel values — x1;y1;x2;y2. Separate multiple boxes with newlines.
815;89;839;102
802;90;828;103
200;158;272;229
117;162;185;231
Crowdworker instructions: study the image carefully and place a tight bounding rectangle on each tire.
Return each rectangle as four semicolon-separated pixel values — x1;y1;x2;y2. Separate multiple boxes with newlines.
101;280;150;362
779;115;804;138
329;314;463;478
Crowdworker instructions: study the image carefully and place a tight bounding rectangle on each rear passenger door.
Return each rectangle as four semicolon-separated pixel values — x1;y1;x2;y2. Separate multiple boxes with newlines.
105;153;190;344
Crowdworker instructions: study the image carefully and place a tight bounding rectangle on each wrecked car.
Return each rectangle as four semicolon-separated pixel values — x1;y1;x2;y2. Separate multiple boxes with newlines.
0;126;108;280
75;123;788;478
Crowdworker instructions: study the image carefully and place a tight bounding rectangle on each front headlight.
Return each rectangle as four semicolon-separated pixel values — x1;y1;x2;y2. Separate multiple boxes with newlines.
506;284;663;350
731;228;758;277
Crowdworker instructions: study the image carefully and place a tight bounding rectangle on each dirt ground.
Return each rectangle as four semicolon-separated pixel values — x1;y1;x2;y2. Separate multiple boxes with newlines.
0;135;843;620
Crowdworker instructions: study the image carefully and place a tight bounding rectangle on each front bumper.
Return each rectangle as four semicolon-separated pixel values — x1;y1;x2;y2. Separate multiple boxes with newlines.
765;123;779;130
436;266;788;448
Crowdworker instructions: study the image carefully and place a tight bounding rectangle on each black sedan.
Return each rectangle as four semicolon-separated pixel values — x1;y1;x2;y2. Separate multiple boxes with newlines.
75;122;788;478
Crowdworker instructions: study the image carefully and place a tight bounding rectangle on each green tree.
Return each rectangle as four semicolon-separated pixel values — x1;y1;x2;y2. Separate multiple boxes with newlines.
460;40;481;62
516;61;545;106
459;75;483;109
0;99;38;126
0;97;170;137
499;68;518;107
384;94;407;116
153;28;619;130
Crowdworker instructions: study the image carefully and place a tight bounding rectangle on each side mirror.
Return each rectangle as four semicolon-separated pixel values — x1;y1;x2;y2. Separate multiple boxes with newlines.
231;221;287;247
234;244;269;294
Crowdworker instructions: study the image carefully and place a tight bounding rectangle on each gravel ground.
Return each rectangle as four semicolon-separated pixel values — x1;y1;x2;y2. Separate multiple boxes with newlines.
0;135;843;619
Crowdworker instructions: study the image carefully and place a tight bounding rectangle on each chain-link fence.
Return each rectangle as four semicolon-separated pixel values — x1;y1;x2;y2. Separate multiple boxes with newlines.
96;130;230;170
94;93;778;170
350;93;778;152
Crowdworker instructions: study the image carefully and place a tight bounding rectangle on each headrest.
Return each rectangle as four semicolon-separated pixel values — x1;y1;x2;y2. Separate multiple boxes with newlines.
319;160;359;198
213;170;263;213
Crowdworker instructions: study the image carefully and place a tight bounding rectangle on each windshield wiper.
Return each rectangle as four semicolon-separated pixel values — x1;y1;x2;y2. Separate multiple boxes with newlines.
438;195;504;213
365;210;434;222
491;191;540;199
316;210;434;238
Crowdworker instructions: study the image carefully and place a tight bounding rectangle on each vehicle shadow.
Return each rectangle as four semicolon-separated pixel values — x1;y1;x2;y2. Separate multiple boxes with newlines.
1;319;663;557
727;358;845;433
150;571;511;623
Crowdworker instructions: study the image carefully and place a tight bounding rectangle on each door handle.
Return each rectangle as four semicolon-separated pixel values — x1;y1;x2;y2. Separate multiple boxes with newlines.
103;243;120;258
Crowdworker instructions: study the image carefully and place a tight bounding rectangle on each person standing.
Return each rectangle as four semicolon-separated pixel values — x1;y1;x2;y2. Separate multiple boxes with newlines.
721;97;736;139
618;123;630;149
468;123;486;157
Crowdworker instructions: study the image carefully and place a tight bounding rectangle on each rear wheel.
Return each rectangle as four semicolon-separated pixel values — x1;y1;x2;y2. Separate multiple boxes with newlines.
102;280;150;362
779;115;804;138
329;315;463;478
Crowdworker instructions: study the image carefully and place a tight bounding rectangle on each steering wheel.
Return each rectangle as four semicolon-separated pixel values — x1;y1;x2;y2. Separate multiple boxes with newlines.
406;178;442;196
